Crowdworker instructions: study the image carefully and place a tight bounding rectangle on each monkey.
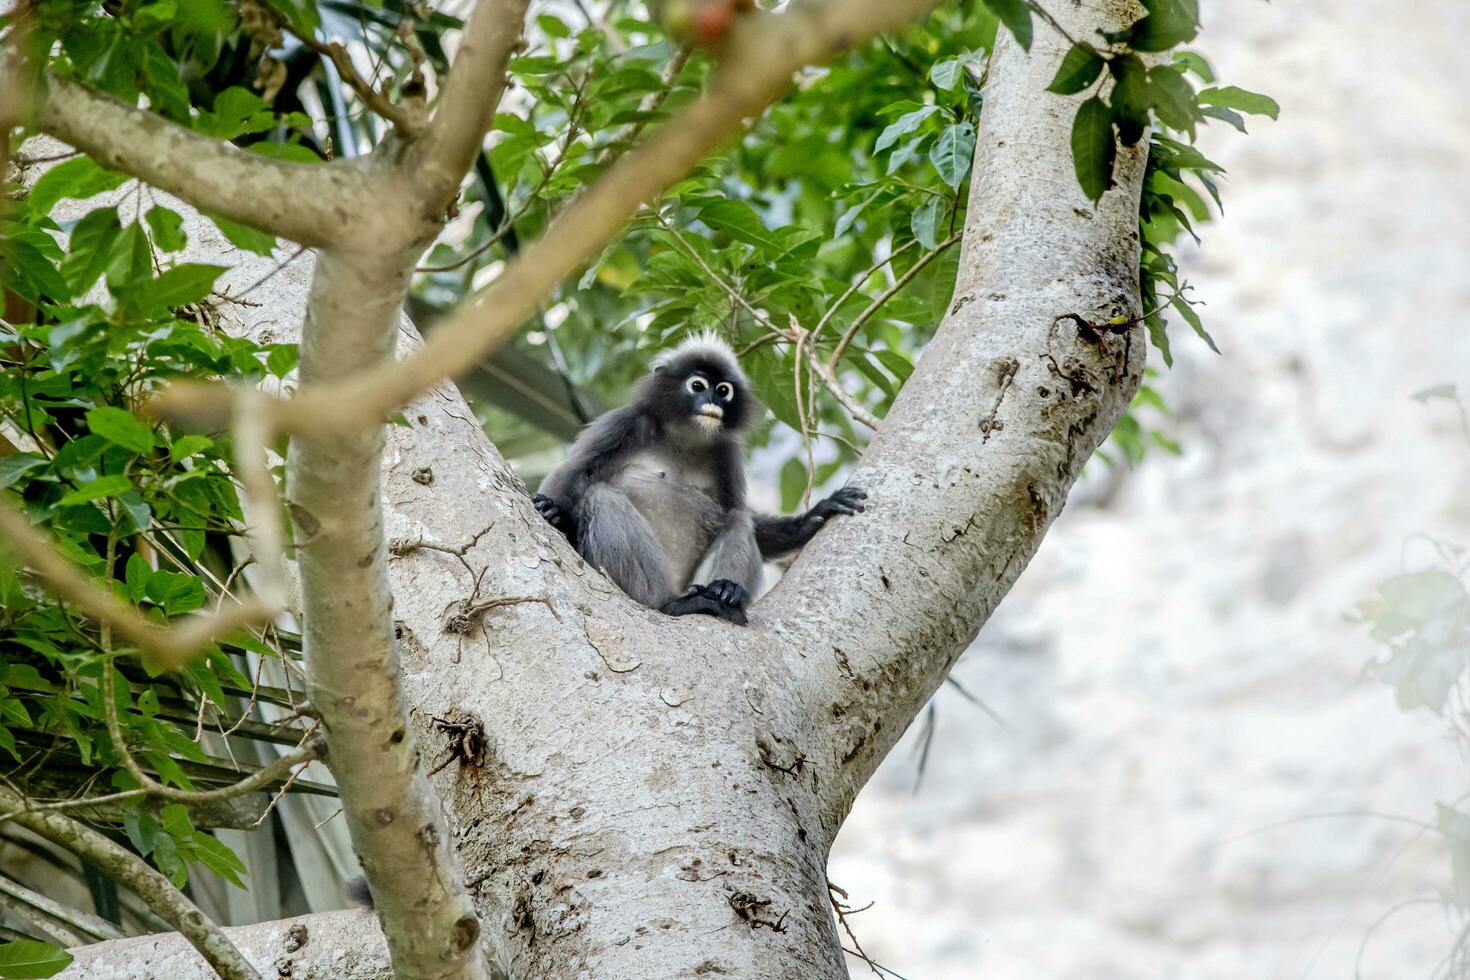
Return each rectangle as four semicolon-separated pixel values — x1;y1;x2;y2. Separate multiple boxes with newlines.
532;334;866;625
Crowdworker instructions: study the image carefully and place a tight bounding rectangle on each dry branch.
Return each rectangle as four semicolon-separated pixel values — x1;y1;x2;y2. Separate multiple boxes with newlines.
30;74;381;248
0;496;276;669
0;786;262;980
151;0;943;437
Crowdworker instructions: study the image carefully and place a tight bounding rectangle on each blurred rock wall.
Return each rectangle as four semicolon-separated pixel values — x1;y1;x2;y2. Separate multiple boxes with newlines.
830;1;1470;976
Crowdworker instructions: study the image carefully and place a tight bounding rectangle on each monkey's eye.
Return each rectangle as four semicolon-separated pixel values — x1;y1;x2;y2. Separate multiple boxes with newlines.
716;382;734;401
686;376;708;394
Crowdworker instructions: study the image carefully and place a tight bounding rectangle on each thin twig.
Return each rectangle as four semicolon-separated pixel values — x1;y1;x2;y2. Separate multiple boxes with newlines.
290;30;424;134
0;873;124;943
826;232;960;371
0;785;263;980
231;389;287;611
99;658;324;807
150;0;945;436
0;496;276;669
809;240;918;341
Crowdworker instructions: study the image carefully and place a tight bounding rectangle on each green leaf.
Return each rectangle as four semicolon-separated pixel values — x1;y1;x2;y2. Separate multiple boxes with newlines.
208;214;276;257
910;195;944;249
930;123;976;189
873;349;914;383
145;206;187;252
1172;50;1215;82
26;157;129;216
697;200;781;252
106;223;152;291
266;344;299;378
1148;66;1199;134
1048;43;1105;95
1171;296;1218;354
1070;97;1116;202
834;192;877;239
146;569;206;615
1197;85;1280;120
536;13;570;38
874;105;939;153
126;552;150;602
5;238;71;302
190;831;248;887
1200;104;1247;133
86;406;157;453
169;434;214;462
779;458;807;513
0;939;73;978
886;137;928;175
985;0;1034;50
136;263;227;312
4;665;50;692
929;56;966;91
1108;55;1153;147
1115;0;1199;53
264;0;319;38
61;206;122;295
0;453;48;488
56;474;133;506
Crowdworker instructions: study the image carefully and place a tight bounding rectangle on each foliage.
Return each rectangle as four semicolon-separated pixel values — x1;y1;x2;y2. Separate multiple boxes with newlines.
1352;384;1470;967
0;0;1268;945
1;40;318;937
0;939;72;979
418;1;1270;487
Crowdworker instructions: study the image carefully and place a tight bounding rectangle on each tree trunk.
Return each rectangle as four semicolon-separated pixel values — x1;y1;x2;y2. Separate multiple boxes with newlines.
49;0;1148;975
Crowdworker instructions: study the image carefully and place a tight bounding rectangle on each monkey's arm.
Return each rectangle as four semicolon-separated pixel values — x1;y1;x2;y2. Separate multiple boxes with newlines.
534;408;652;541
754;487;867;559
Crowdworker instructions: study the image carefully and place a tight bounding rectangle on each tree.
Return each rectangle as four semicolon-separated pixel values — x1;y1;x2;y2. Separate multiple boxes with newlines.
0;0;1268;977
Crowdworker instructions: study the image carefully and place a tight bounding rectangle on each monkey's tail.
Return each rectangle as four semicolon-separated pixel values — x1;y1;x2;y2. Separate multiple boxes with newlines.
346;875;375;909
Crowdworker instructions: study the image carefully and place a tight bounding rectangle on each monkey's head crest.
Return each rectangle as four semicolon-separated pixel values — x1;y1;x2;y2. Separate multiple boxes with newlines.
642;331;758;437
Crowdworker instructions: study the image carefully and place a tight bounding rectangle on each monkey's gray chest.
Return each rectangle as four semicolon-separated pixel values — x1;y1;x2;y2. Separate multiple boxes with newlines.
610;450;723;589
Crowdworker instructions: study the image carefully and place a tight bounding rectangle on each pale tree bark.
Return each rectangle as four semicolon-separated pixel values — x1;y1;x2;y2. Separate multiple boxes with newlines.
25;1;1149;977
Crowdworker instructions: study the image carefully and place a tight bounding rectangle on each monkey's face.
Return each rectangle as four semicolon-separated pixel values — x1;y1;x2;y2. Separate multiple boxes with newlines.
682;371;739;434
641;347;753;437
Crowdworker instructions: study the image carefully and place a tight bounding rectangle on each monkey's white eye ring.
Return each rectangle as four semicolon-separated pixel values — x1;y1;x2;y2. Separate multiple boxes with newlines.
716;382;734;401
686;376;708;394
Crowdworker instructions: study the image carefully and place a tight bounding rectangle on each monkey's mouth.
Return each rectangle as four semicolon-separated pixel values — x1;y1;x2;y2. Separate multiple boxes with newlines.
693;405;724;430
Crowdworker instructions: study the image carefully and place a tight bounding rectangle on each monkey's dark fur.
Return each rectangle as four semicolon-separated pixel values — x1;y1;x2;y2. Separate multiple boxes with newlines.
534;335;866;625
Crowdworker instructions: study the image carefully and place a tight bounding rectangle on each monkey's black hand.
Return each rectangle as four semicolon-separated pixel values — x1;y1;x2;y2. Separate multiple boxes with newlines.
659;580;749;625
701;579;749;611
533;493;575;540
809;486;867;524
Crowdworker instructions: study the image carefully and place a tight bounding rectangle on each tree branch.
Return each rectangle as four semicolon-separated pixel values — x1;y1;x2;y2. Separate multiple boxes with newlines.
408;0;531;216
0;786;262;980
824;232;961;370
29;74;380;248
151;0;943;437
285;250;489;980
98;660;324;807
0;873;124;945
0;496;276;669
56;910;389;980
759;0;1154;827
291;31;424;136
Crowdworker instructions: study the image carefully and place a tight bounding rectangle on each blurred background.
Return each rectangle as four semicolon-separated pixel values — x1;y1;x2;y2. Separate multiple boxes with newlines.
829;1;1470;977
3;0;1466;976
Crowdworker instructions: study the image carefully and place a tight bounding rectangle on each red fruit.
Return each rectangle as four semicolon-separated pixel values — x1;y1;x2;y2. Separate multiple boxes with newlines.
691;1;735;45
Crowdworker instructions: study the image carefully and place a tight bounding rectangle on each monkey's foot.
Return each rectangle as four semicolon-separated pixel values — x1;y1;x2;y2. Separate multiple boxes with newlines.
659;580;749;625
532;493;573;538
